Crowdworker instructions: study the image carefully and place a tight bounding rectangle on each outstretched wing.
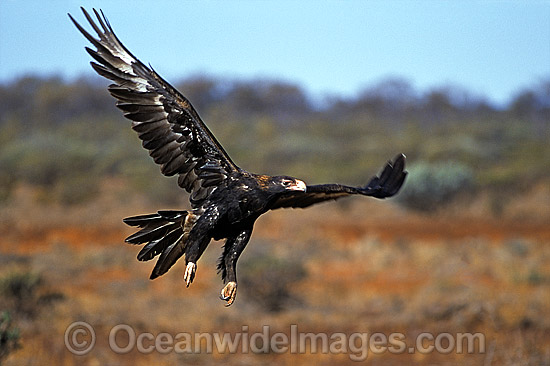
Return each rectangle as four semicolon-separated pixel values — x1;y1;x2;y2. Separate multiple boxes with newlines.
269;154;407;209
69;8;239;207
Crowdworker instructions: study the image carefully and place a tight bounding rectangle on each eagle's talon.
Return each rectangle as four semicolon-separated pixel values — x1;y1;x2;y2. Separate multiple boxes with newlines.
220;281;237;306
184;262;196;287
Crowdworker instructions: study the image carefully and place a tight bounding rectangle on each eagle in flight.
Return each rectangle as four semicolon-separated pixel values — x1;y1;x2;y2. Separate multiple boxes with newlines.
70;8;407;306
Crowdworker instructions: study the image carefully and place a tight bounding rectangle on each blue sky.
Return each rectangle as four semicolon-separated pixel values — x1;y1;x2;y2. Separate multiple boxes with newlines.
0;1;548;106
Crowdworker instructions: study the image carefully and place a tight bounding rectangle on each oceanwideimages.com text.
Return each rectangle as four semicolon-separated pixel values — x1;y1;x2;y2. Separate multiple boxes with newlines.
65;322;486;361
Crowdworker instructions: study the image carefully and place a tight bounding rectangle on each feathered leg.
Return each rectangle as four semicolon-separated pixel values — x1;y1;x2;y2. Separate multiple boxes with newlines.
183;209;220;286
217;227;252;306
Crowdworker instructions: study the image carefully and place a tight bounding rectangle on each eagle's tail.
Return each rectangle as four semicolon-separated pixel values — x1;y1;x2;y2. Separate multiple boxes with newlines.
123;210;188;279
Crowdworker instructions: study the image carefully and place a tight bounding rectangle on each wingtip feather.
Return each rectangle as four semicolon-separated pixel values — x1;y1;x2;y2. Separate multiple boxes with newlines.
363;153;408;199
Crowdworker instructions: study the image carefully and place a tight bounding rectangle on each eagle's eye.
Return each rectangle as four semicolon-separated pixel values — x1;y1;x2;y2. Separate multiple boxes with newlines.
281;179;294;187
279;178;307;192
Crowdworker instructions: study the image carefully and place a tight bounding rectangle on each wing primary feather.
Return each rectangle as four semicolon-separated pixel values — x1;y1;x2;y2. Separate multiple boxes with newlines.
85;44;122;69
93;8;110;34
117;103;164;114
90;62;131;86
161;154;188;176
71;7;243;209
150;141;181;165
108;86;157;103
125;110;167;123
132;120;166;134
69;12;102;48
82;8;104;38
142;133;177;150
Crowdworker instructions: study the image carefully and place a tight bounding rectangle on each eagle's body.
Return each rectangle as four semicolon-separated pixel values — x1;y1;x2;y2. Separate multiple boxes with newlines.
70;8;407;306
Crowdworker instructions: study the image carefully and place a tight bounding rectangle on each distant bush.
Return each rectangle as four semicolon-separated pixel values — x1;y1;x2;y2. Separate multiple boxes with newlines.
0;172;15;204
0;75;549;209
0;132;103;204
396;161;475;212
0;272;64;318
0;312;20;365
239;248;306;312
53;174;100;205
120;159;183;205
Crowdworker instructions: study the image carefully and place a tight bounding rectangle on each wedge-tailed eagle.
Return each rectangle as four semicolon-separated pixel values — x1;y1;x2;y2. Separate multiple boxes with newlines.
70;8;407;306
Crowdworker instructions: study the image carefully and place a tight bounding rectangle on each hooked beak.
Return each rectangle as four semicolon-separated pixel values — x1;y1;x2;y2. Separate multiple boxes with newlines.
289;179;307;192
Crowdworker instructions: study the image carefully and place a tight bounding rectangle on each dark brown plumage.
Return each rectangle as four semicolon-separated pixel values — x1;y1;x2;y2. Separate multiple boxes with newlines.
70;8;407;306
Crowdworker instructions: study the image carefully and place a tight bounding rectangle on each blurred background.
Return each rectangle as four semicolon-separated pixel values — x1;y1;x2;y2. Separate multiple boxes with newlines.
0;1;549;365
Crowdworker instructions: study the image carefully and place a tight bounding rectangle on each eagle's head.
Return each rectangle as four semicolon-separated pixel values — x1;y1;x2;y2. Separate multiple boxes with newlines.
269;176;307;194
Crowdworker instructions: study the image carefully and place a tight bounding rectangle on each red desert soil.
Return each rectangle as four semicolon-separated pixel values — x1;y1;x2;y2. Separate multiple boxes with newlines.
2;212;549;256
318;217;550;243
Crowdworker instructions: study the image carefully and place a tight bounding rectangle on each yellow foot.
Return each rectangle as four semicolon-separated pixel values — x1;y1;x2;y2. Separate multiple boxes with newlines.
220;281;237;307
183;262;196;287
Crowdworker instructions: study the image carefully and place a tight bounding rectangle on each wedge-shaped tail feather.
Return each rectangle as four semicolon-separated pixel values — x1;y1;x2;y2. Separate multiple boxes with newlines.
123;210;188;279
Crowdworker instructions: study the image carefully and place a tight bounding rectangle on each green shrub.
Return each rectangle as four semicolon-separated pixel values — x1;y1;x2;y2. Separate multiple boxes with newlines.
120;159;182;205
239;247;306;312
53;174;100;205
0;272;64;318
0;133;103;205
0;312;20;365
0;173;15;203
396;160;475;212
